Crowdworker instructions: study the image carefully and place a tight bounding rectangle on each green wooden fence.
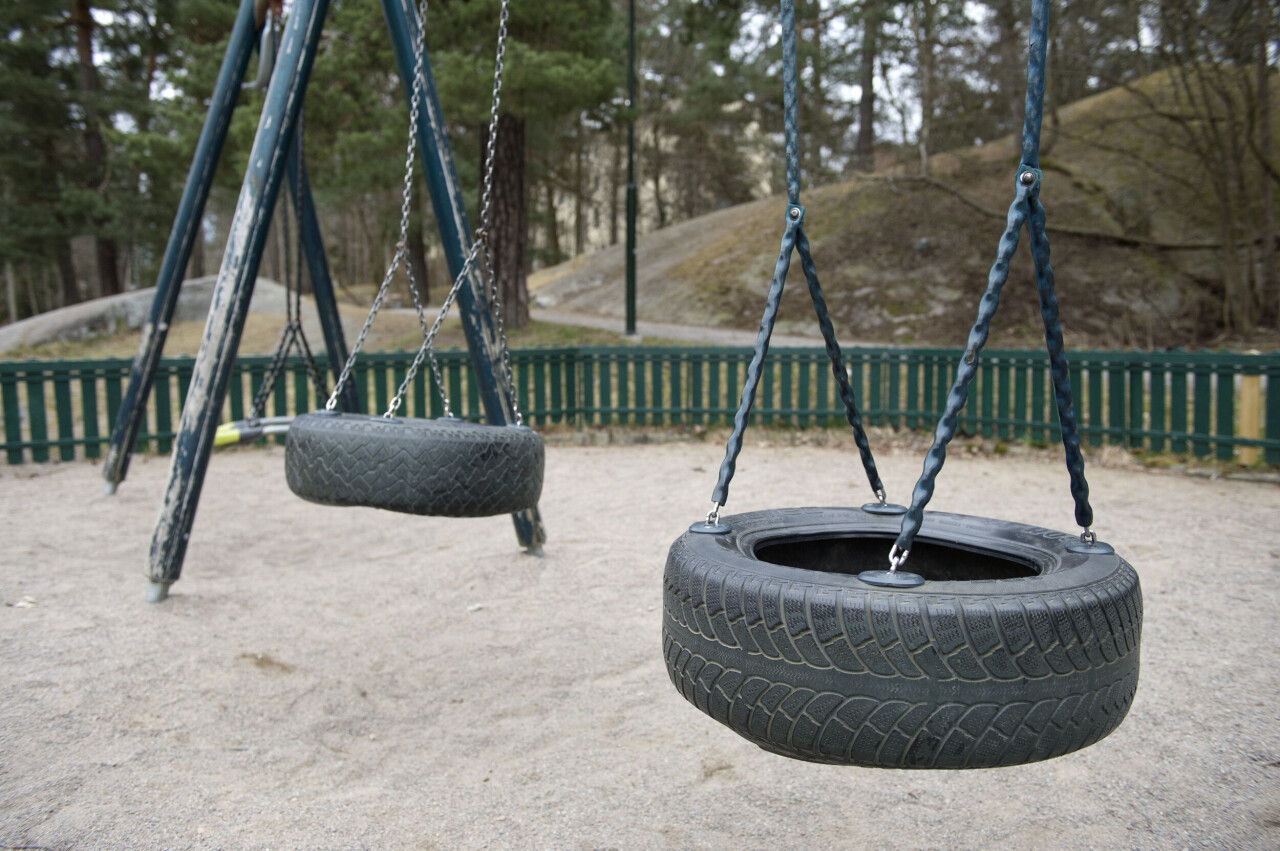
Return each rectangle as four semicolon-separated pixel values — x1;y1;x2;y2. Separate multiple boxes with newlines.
2;346;1277;465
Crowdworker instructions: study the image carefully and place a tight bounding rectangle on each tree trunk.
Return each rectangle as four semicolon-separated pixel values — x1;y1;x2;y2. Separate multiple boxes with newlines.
1043;25;1063;157
56;237;79;308
5;261;18;323
25;268;41;317
609;130;621;246
650;121;668;228
188;230;206;279
1257;0;1277;326
854;2;880;172
545;181;561;261
574;117;586;256
805;0;823;183
408;185;430;303
481;114;529;328
994;0;1022;135
916;0;936;176
71;0;122;297
96;238;120;295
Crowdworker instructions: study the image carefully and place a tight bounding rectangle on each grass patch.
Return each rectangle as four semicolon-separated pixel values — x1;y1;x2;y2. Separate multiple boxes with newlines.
2;315;665;362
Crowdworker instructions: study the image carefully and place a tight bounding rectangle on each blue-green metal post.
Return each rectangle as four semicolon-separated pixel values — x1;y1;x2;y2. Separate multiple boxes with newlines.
624;0;637;335
381;0;546;552
147;0;332;601
102;0;261;494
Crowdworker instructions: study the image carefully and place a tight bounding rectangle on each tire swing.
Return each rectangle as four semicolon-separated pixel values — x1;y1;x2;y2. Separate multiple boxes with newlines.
663;0;1141;770
285;0;543;518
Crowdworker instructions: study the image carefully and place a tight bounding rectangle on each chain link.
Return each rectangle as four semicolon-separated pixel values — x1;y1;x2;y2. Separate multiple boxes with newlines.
401;231;452;417
476;0;522;425
251;102;328;419
329;0;521;426
327;0;432;412
388;0;520;421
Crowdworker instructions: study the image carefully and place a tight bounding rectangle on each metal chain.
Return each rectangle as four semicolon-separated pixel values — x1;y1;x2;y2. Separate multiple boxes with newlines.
249;324;295;418
387;0;518;420
475;0;522;425
326;0;432;412
249;109;327;417
290;109;329;403
705;0;882;512
400;223;453;416
891;0;1097;568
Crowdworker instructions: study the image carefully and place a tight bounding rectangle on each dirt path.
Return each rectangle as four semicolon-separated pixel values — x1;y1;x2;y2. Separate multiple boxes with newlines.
1;440;1277;849
530;308;829;347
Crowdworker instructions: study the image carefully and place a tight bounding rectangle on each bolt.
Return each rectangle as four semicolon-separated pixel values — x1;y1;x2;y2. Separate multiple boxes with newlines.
789;207;801;219
1019;171;1036;186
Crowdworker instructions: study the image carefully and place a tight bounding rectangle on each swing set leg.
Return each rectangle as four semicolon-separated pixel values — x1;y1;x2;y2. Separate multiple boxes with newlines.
104;0;357;497
101;0;261;496
383;0;547;553
148;0;332;601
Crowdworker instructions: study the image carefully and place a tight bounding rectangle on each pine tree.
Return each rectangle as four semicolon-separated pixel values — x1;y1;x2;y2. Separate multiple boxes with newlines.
0;1;81;312
428;0;620;327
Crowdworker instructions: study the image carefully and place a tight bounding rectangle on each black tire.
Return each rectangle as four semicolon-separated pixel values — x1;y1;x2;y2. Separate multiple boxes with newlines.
663;508;1142;769
285;411;543;517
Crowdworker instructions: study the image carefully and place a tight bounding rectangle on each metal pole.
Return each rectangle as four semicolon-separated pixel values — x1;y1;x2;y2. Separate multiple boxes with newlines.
624;0;637;335
381;0;546;552
147;0;333;602
101;0;261;494
286;153;360;413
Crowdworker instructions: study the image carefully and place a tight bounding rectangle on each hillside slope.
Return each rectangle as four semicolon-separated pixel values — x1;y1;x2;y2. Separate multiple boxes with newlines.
531;74;1278;351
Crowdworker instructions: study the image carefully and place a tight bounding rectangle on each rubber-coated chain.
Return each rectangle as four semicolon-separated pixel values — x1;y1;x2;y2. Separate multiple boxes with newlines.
894;0;1097;557
893;180;1030;555
1027;185;1093;529
708;0;887;511
1020;0;1049;171
780;0;800;206
712;210;800;507
794;225;885;497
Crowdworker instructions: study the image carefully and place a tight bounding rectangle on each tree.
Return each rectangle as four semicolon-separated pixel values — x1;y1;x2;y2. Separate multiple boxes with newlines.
1140;0;1277;333
0;1;81;312
852;0;887;172
429;0;620;328
71;0;122;297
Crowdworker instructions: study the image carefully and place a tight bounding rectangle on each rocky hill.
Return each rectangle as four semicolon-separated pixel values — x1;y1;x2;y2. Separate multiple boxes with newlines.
531;72;1279;351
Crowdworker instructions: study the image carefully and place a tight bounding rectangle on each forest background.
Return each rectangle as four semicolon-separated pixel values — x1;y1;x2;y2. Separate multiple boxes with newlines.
0;0;1277;349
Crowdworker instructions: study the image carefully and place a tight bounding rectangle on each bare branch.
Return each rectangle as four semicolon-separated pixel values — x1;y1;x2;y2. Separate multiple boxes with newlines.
850;173;1242;251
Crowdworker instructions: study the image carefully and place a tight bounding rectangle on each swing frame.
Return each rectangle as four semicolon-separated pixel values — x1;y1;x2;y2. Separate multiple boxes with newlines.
117;0;545;603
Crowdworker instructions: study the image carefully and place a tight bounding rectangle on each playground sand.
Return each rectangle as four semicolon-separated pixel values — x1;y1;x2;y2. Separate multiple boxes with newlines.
1;439;1277;850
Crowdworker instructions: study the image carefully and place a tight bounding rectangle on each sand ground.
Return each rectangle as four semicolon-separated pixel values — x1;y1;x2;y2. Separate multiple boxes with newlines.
1;436;1278;850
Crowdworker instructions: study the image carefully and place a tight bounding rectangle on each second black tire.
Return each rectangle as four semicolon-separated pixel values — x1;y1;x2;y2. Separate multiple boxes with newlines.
285;411;543;517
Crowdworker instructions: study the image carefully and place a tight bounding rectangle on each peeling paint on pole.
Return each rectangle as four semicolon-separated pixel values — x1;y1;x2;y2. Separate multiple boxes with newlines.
147;0;334;600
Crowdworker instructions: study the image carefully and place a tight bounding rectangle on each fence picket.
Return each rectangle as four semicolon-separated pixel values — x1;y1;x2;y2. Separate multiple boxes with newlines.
1193;364;1212;457
154;367;173;454
1216;365;1234;461
2;371;21;463
53;370;74;461
81;367;101;460
1149;361;1166;453
26;374;48;463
